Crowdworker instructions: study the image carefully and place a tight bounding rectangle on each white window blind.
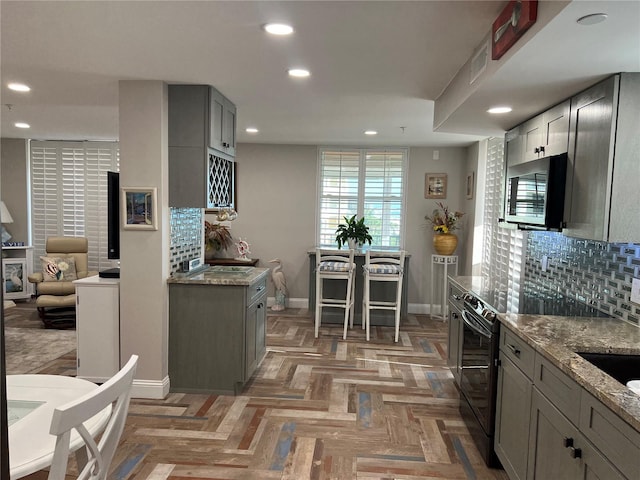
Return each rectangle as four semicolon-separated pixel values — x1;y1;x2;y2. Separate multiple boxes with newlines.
318;148;407;248
30;141;119;272
482;137;524;309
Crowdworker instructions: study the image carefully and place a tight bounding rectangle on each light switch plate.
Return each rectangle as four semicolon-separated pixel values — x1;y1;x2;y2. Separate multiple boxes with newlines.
631;278;640;304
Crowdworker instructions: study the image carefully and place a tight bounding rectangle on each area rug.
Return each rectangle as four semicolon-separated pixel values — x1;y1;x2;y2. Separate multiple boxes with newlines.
3;299;77;374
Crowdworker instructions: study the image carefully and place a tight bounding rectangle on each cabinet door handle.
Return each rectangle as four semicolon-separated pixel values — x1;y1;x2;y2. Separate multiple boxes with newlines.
506;344;521;357
452;312;459;319
453;294;462;300
569;447;582;459
563;437;574;448
257;303;263;309
534;147;540;154
255;285;265;292
539;145;545;155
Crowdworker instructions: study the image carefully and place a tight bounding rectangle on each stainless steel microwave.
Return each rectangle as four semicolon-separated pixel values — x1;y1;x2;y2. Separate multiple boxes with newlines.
504;153;567;229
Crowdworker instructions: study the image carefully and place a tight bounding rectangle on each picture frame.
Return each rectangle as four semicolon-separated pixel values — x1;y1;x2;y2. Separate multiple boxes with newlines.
425;173;447;199
466;172;475;200
121;187;158;230
2;258;26;299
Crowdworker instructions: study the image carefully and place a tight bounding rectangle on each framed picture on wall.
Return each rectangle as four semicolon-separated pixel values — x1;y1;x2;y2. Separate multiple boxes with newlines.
466;172;475;200
121;187;158;230
2;258;26;299
425;173;447;199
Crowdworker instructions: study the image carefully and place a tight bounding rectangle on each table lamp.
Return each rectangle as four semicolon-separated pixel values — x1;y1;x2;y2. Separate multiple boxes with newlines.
1;200;14;242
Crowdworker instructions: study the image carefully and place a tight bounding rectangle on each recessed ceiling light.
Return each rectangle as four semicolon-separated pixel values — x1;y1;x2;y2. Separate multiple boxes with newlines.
8;83;30;92
245;127;259;133
263;23;294;35
577;13;608;25
288;68;310;78
15;122;30;129
487;106;512;114
364;130;378;136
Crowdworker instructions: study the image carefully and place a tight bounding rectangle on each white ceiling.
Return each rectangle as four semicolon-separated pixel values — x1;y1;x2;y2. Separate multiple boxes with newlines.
1;1;639;148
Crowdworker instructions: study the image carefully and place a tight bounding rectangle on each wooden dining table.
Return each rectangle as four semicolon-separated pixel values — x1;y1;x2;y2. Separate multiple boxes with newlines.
7;374;111;479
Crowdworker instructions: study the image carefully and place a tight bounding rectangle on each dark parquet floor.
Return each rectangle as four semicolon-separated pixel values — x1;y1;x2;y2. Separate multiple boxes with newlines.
15;308;508;480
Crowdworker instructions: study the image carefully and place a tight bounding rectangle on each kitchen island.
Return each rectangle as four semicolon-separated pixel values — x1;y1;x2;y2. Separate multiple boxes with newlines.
167;266;268;395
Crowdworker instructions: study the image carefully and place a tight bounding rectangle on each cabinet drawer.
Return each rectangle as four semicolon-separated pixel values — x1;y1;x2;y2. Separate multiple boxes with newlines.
500;328;535;379
534;355;581;425
248;277;267;306
580;390;640;480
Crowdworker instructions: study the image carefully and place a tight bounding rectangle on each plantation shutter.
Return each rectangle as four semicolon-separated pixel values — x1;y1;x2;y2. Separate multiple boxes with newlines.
318;150;360;246
363;151;404;247
482;137;525;309
317;148;407;248
30;141;119;272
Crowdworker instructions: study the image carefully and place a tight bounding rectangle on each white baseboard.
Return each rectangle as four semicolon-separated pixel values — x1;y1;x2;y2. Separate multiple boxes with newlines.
267;297;308;309
131;376;170;399
408;303;443;315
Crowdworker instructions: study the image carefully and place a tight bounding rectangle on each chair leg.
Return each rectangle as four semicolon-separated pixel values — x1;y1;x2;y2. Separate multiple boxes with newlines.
364;274;370;341
349;271;356;329
394;275;403;342
343;274;353;340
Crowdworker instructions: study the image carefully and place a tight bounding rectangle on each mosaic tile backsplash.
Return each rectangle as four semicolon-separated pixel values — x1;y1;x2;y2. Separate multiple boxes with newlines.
526;231;640;326
169;207;202;274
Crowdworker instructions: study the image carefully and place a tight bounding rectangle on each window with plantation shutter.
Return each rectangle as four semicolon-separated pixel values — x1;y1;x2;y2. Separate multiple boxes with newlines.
30;141;119;272
317;148;407;248
482;137;525;309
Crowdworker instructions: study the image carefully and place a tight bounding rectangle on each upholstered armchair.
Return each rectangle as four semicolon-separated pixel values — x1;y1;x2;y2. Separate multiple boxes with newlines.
27;236;97;327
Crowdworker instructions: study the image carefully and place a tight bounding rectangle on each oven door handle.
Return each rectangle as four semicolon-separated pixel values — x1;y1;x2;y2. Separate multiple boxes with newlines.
461;310;492;339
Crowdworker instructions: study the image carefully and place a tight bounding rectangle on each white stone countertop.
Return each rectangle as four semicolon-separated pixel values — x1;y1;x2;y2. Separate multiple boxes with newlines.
450;275;640;432
167;266;269;286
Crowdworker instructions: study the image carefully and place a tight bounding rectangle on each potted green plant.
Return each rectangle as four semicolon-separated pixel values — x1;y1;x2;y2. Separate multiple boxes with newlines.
335;215;373;249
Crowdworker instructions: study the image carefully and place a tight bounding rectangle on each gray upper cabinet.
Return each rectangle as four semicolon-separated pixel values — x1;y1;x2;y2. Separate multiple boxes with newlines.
521;100;570;163
563;73;640;242
210;87;237;157
169;84;236;208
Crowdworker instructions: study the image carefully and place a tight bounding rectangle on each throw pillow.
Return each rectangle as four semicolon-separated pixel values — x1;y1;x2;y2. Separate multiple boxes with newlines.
40;255;78;282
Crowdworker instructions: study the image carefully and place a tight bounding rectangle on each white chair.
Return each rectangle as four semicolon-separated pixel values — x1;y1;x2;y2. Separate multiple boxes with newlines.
315;248;356;339
362;250;406;342
47;355;138;480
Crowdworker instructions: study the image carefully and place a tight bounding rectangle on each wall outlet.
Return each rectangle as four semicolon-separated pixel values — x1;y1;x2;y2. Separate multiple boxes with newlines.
541;255;548;272
631;278;640;304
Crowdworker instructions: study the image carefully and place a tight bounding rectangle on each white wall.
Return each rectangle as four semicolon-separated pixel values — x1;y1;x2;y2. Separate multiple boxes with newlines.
0;139;29;243
118;80;170;398
215;144;472;308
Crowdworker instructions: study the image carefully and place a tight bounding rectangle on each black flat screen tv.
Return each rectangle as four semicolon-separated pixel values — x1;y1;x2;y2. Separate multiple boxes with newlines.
107;171;120;260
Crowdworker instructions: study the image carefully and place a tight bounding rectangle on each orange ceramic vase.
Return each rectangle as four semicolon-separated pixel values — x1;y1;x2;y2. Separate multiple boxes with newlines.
433;233;458;255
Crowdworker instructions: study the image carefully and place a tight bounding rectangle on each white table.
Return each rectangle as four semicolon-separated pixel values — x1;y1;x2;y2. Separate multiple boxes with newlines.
7;374;111;479
430;254;458;320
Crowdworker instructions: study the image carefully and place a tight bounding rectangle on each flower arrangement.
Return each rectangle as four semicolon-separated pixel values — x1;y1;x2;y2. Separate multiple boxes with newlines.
204;221;233;252
425;202;464;234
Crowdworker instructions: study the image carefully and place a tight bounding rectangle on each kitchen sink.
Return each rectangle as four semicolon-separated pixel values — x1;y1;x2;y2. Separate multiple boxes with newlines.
576;352;640;385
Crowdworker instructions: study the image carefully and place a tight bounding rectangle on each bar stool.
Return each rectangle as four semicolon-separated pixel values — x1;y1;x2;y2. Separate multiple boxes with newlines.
362;250;406;342
315;248;356;339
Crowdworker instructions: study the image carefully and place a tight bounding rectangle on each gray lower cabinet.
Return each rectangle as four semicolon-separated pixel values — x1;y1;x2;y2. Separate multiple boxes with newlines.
168;277;267;394
528;389;625;480
494;326;637;479
495;328;536;480
494;353;532;480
